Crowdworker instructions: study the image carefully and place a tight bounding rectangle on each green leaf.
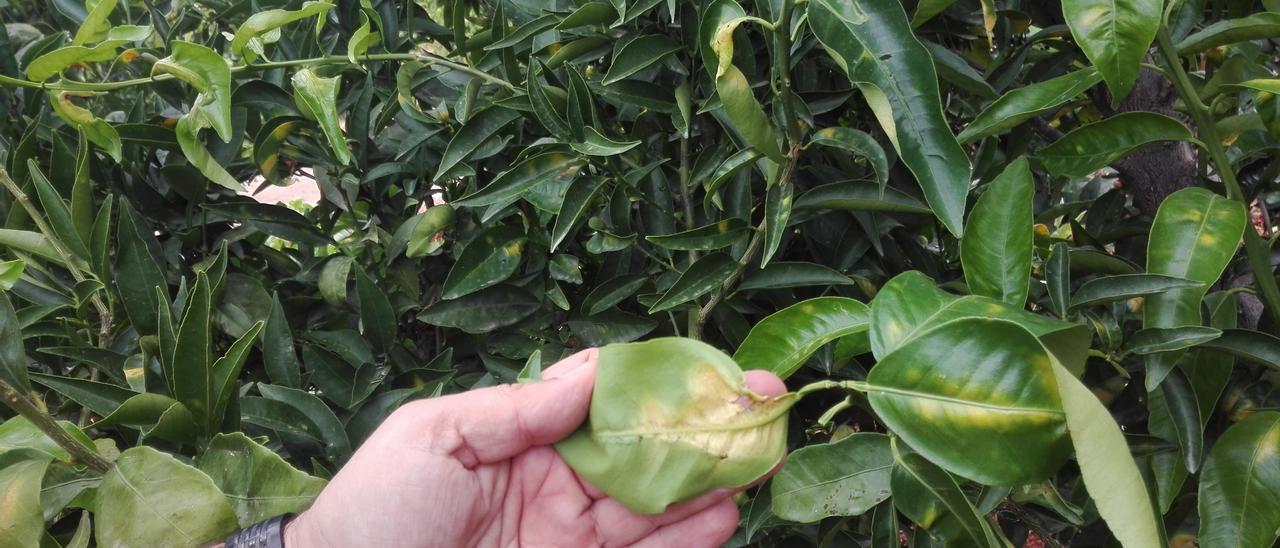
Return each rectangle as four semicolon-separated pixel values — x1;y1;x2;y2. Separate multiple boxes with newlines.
739;262;855;291
95;446;238;547
582;274;647;316
153;41;233;143
734;297;870;379
517;349;543;383
354;268;397;352
453;152;584;207
1062;0;1161;102
0;259;21;290
551;177;606;252
210;321;264;430
809;0;970;237
958;68;1101;143
230;2;335;61
556;338;798;514
961;157;1033;307
0;229;63;264
113;204;166;336
175;113;241;191
1125;326;1222;355
484;14;558;50
441;225;526;299
1047;242;1070;318
1177;11;1280;54
568;309;658;346
292;68;351;165
28;31;145;82
1037;112;1196;178
30;372;133;417
711;21;785;164
1050;359;1164;548
1144;187;1246;390
417;285;540;334
262;294;301;388
28;161;89;261
868;318;1070;485
699;0;747;81
433;107;521;181
925;40;997;99
172;273;213;427
0;455;49;548
762;183;792;267
807;127;889;189
603;35;681;85
570;126;641;156
0;289;31;392
1160;368;1204;473
195;433;327;526
891;443;1000;546
648;252;737;313
794;182;931;214
1197;329;1280;371
1198;411;1280;548
557;2;617;29
318;255;354;307
72;0;115;45
645;218;749;251
1070;274;1202;310
347;7;380;65
257;384;352;460
770;433;892;523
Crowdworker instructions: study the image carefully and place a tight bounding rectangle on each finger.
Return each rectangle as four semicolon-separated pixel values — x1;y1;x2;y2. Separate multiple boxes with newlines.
743;369;787;397
412;348;598;467
627;498;739;548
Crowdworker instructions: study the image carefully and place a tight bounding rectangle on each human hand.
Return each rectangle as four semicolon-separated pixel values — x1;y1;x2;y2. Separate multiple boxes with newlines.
284;348;788;547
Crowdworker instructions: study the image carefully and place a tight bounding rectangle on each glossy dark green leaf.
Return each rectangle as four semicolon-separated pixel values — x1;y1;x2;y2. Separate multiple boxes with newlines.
1144;187;1246;390
794;182;931;214
557;2;617;29
29;164;89;262
441;225;526;299
645;218;749;251
1062;0;1160;102
868;318;1070;485
582;274;647;316
114;203;166;336
292;68;351;165
1126;326;1222;355
433;107;521;181
807;127;889;188
1160;368;1203;473
417;285;540;334
0;291;29;392
762;183;792;267
355;268;397;351
262;294;301;388
1177;11;1280;54
961;157;1033;307
603;35;681;85
891;444;999;546
484;14;557;50
567;309;658;346
0;229;63;264
738;262;855;291
556;338;798;514
1197;329;1280;371
453;152;584;207
172;273;213;426
1038;112;1195;178
1047;242;1070;318
809;0;970;237
195;432;327;526
96;446;238;546
958;69;1101;143
29;372;132;417
648;252;737;313
770;433;892;523
570;127;640;156
257;384;352;459
210;320;264;430
551;177;606;252
735;297;869;379
1070;274;1202;310
1197;411;1280;548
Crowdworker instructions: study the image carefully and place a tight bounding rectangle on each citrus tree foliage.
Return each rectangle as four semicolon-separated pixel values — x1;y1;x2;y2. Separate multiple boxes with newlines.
1;0;1280;546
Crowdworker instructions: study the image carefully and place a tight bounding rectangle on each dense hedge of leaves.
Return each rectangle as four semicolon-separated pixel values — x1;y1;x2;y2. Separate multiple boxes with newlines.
2;0;1280;546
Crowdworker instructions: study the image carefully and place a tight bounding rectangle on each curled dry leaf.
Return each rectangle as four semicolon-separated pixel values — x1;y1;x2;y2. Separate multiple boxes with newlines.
555;337;797;514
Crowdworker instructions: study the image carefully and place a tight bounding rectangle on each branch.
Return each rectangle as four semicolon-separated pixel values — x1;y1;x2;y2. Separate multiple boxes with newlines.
0;379;112;473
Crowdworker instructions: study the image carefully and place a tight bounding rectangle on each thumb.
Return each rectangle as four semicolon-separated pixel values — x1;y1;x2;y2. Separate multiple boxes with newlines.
417;348;598;466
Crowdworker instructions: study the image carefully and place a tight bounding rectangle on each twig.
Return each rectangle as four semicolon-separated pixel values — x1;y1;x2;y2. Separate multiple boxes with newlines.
0;380;112;473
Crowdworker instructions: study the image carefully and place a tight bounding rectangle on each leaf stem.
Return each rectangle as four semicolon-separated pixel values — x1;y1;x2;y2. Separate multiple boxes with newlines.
772;0;803;145
0;379;112;473
1154;27;1280;328
795;378;868;399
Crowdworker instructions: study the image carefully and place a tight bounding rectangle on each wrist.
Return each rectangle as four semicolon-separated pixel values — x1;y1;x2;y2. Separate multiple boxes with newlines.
282;512;313;547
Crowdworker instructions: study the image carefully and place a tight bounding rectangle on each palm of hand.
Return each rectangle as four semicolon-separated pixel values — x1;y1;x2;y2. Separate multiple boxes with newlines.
286;350;783;548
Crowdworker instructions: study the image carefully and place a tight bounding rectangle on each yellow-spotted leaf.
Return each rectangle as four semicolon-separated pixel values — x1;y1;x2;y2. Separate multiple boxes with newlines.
734;297;870;379
1144;188;1246;390
441;225;526;300
555;338;798;514
867;318;1071;485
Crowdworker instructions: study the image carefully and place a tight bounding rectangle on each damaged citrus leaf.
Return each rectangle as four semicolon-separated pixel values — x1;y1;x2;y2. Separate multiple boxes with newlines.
555;338;797;514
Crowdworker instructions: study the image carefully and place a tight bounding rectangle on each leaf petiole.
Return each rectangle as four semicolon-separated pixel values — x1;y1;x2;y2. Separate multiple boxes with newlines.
794;379;869;400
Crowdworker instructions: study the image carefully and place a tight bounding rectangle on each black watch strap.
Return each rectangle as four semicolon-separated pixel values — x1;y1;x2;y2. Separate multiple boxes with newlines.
225;514;293;548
